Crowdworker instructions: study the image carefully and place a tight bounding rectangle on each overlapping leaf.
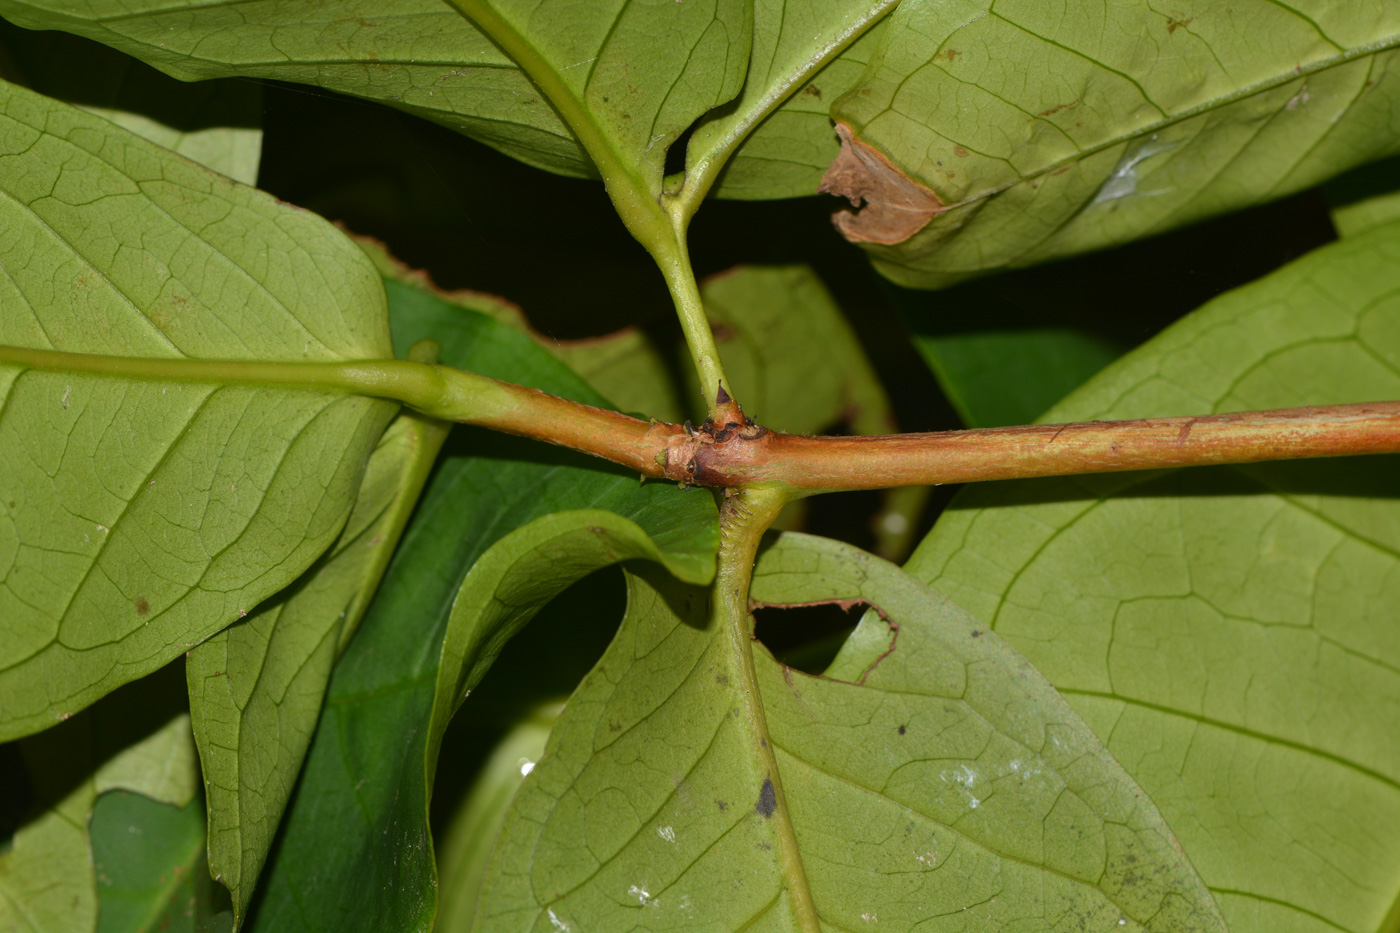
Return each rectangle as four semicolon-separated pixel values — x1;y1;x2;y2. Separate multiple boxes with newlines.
0;668;200;933
890;276;1122;427
0;0;749;190
242;273;718;933
0;23;262;185
436;708;558;933
1328;154;1400;238
829;0;1400;287
474;531;1224;932
908;218;1400;932
185;409;449;926
683;0;894;201
90;791;213;933
0;80;396;741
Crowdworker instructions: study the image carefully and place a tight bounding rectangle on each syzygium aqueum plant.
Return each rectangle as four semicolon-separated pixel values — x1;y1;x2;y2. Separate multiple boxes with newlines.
1;2;1399;932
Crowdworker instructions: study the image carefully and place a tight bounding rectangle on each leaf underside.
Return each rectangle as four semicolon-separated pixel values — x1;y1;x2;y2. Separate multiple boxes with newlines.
832;0;1400;287
474;533;1224;933
0;79;395;741
186;409;447;925
909;219;1400;933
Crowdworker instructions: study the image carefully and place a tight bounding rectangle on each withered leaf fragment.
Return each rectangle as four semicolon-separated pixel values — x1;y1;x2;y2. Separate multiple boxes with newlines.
820;123;944;244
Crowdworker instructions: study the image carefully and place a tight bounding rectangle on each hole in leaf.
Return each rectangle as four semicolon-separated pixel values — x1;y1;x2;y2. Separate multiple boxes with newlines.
752;602;865;675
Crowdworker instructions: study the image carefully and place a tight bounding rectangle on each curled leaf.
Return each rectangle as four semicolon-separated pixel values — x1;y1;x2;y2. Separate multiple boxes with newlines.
820;122;944;244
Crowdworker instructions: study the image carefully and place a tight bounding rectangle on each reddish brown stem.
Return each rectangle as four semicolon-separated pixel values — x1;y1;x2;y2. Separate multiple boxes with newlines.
468;394;1400;491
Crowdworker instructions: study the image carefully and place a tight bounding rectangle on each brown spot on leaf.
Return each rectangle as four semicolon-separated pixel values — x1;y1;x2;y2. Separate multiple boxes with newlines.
1166;17;1192;33
803;83;822;99
819;124;945;245
952;146;969;157
716;799;728;811
135;597;150;617
935;48;962;62
1037;101;1077;117
756;778;777;818
898;724;907;735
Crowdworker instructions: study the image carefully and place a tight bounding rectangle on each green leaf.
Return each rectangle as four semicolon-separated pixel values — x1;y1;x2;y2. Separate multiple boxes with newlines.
549;329;684;424
828;0;1400;288
436;707;557;933
91;791;212;933
0;0;585;178
458;0;752;178
0;80;397;740
682;0;894;202
907;219;1400;932
185;409;449;926
0;0;751;192
475;531;1224;932
1327;153;1400;238
0;23;261;184
890;273;1123;426
913;328;1120;427
1;667;200;933
243;279;719;933
692;266;895;435
708;18;885;201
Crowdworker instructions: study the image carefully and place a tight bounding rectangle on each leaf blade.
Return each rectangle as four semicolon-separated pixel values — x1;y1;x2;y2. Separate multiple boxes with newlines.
474;531;1225;932
907;219;1400;932
829;0;1400;287
0;80;396;740
186;409;449;926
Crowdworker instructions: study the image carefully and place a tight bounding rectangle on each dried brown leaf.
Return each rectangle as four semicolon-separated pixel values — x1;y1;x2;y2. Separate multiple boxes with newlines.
819;122;944;245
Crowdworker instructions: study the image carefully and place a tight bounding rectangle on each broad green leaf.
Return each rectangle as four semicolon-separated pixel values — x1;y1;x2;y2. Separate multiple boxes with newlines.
828;0;1400;288
476;532;1223;932
185;409;449;926
0;0;751;191
908;219;1400;932
243;278;719;933
0;23;261;184
448;0;751;183
0;80;396;741
683;0;894;202
436;708;558;933
1327;154;1400;237
91;791;212;933
0;0;588;178
0;668;200;933
432;509;715;760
